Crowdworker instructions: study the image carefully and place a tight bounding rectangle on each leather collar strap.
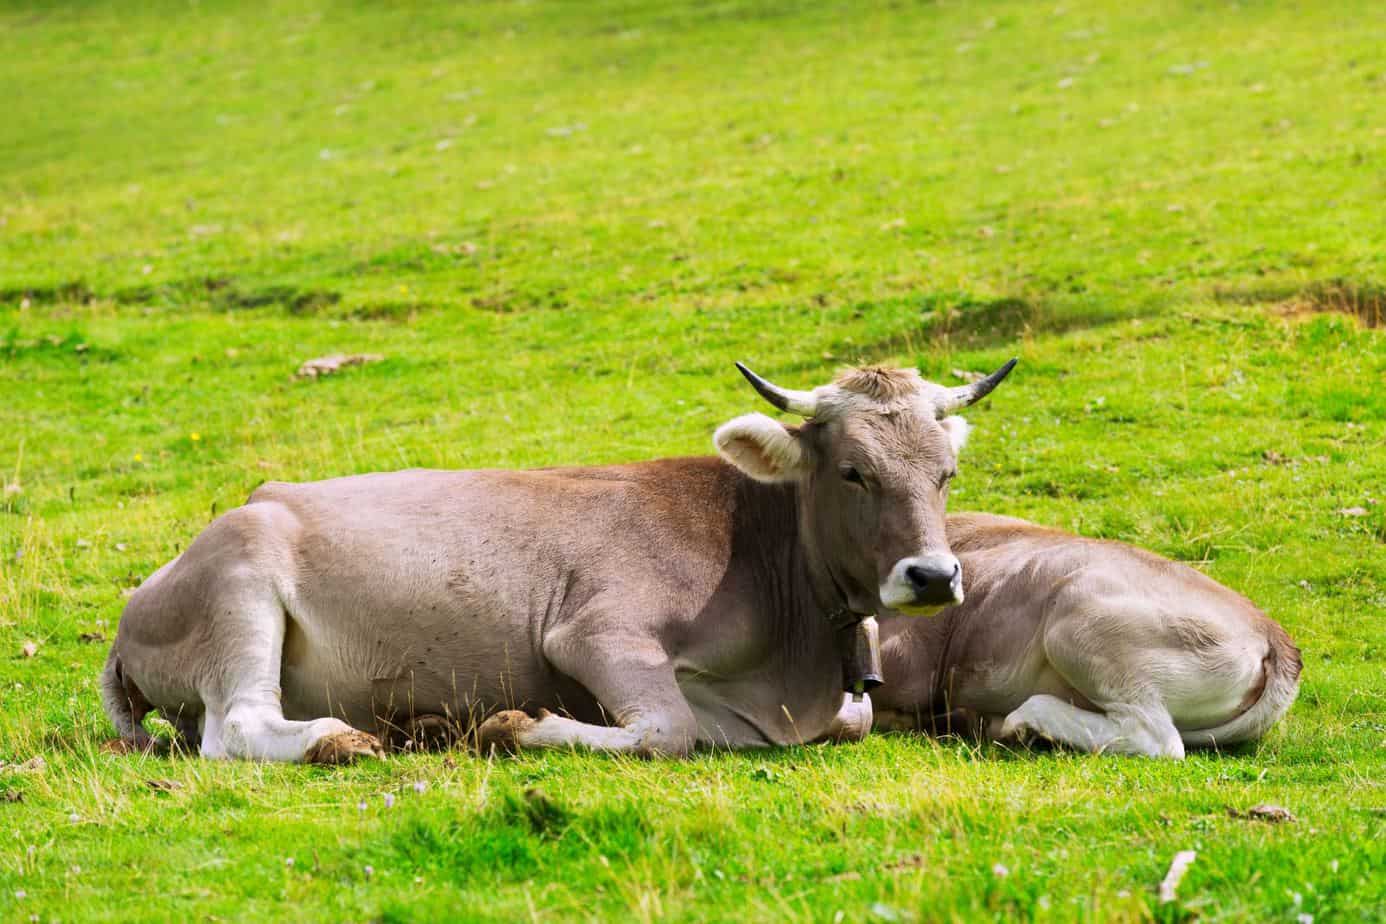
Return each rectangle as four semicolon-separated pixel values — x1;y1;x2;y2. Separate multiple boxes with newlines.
825;603;864;631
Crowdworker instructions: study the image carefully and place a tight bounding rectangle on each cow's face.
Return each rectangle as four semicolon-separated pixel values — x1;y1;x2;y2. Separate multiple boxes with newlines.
715;361;1014;617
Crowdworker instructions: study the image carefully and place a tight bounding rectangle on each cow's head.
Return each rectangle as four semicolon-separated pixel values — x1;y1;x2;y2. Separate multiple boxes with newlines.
715;360;1015;617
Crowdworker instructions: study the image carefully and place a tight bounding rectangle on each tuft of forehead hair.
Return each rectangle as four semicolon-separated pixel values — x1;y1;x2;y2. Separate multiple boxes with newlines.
833;366;926;401
814;365;934;418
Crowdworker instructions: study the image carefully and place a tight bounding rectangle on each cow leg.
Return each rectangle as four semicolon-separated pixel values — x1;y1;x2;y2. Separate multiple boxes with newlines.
816;693;873;743
199;710;227;759
998;694;1184;759
198;581;383;763
1028;601;1186;759
170;711;202;755
478;630;698;757
219;697;382;764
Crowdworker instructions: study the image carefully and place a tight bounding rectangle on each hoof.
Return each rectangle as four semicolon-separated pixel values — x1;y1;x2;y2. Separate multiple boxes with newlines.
476;710;536;755
998;712;1044;749
101;737;168;756
397;714;460;753
304;730;384;765
997;715;1027;743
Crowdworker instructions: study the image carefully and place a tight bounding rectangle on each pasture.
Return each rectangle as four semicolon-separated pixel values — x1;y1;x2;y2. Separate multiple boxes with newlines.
1;0;1383;920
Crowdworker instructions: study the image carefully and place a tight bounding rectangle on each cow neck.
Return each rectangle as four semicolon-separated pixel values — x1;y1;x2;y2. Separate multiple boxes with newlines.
818;568;868;631
792;509;871;631
785;484;884;696
729;471;880;693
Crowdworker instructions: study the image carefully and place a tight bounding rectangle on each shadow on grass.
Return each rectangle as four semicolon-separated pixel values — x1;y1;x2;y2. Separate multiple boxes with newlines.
764;292;1133;380
879;727;1268;763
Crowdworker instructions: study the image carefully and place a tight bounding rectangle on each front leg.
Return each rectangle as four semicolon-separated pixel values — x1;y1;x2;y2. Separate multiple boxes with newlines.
478;627;698;757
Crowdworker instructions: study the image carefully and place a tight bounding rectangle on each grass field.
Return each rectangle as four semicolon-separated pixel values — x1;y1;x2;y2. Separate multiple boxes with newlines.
2;0;1384;920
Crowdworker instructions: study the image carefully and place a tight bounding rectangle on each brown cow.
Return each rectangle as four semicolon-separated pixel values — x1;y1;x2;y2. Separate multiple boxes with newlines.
101;361;1015;761
872;513;1301;758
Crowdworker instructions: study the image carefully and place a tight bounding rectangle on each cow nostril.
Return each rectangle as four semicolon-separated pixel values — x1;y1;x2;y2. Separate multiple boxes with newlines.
905;565;930;589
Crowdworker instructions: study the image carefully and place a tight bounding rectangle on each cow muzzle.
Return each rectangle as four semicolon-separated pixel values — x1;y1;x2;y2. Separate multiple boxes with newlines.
879;553;963;613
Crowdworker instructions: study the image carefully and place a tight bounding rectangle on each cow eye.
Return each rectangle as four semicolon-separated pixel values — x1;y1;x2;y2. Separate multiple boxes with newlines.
840;465;866;487
940;470;957;489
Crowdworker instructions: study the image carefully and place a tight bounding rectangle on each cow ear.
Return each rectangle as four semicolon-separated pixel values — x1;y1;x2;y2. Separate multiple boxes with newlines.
939;415;971;455
714;413;809;483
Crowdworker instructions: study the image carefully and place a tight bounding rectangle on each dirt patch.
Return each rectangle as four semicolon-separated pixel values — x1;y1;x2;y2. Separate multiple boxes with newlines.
0;281;96;306
4;276;348;317
471;288;569;313
1215;279;1385;328
347;300;420;322
1281;281;1384;328
207;281;342;315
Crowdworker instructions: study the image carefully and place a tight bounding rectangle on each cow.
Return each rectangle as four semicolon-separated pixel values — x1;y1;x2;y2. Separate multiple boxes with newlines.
100;360;1016;762
871;513;1302;758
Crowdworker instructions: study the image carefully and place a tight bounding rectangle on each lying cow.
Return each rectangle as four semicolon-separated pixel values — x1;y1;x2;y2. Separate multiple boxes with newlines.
872;513;1301;758
101;360;1015;761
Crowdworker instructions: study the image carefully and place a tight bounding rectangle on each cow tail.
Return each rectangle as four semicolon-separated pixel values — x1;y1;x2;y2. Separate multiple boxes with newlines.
1179;626;1302;749
100;648;154;748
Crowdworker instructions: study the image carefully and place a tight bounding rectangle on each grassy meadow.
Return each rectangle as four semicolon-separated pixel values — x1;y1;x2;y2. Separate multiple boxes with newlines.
1;0;1384;920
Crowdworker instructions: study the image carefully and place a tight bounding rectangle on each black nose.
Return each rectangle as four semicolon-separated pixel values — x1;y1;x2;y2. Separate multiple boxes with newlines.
905;562;961;605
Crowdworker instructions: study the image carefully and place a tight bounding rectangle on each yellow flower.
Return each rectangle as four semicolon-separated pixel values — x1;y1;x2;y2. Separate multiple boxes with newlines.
190;432;202;442
133;453;143;462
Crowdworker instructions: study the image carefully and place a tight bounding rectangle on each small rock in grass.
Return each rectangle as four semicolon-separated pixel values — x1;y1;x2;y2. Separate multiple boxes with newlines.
1229;803;1294;823
20;641;38;658
1337;506;1368;518
146;779;184;793
295;353;385;380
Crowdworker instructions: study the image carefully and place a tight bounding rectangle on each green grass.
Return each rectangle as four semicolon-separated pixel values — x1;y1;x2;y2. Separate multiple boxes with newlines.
2;1;1384;920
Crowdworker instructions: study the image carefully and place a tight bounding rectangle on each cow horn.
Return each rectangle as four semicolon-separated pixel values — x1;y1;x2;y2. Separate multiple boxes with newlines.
735;362;819;417
936;358;1018;416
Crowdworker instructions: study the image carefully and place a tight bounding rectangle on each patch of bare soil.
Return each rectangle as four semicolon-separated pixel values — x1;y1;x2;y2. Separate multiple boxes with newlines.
1217;280;1385;328
1282;281;1385;328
